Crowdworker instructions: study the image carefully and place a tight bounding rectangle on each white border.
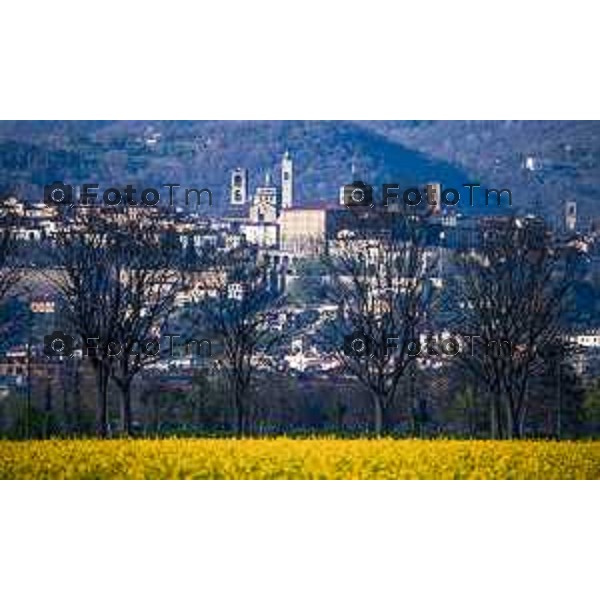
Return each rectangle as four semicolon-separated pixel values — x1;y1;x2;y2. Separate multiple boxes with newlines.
1;1;597;118
1;482;597;600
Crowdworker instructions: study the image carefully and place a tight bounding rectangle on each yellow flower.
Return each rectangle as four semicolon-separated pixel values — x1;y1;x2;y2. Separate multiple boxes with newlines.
0;439;598;480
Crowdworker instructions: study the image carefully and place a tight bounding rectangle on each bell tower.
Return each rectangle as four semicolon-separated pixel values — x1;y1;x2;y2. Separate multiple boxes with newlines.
565;199;577;232
231;168;248;205
281;150;293;209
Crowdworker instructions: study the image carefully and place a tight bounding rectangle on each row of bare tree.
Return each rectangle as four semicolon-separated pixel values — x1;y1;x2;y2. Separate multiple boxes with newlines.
0;200;582;438
46;210;284;437
324;216;576;438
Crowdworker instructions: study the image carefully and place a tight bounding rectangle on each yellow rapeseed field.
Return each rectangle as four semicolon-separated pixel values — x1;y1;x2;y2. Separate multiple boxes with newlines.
0;439;599;479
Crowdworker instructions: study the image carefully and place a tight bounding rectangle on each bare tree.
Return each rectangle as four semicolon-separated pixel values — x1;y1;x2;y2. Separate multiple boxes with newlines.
104;218;189;435
189;247;286;436
50;211;122;437
452;216;572;439
324;221;436;436
0;198;23;434
51;208;189;436
0;196;22;303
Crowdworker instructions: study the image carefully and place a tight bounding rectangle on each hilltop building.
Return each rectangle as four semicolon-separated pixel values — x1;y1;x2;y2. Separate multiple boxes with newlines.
565;199;577;232
281;151;293;209
230;168;248;205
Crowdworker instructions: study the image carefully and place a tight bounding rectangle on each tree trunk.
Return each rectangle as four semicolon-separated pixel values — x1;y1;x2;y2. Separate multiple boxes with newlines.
506;387;526;439
43;379;53;439
505;405;513;440
517;409;527;439
73;364;82;434
119;384;133;436
96;367;109;438
232;387;244;437
150;392;161;435
490;393;498;439
372;394;384;437
62;375;70;435
556;364;562;440
505;400;523;440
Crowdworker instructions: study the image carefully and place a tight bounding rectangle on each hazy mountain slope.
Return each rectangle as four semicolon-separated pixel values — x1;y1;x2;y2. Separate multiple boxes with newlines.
356;120;600;221
1;120;596;221
0;120;473;212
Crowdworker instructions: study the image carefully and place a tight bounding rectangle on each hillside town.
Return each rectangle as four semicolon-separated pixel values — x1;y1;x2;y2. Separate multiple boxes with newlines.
0;149;599;437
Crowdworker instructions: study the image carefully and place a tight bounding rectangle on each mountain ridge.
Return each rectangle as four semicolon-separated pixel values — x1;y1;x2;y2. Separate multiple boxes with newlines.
0;121;476;213
0;120;597;222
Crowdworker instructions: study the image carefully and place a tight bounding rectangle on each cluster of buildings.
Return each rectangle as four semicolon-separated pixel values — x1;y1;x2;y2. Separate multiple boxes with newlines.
1;149;600;392
3;149;597;263
225;151;330;255
223;151;596;251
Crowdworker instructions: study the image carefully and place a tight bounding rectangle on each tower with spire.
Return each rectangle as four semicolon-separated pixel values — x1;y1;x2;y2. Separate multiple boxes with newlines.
565;199;577;233
339;159;359;205
230;167;248;205
281;150;293;209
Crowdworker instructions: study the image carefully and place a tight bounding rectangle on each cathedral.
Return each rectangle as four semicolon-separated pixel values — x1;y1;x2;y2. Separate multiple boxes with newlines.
230;150;293;215
231;151;295;249
227;151;340;258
